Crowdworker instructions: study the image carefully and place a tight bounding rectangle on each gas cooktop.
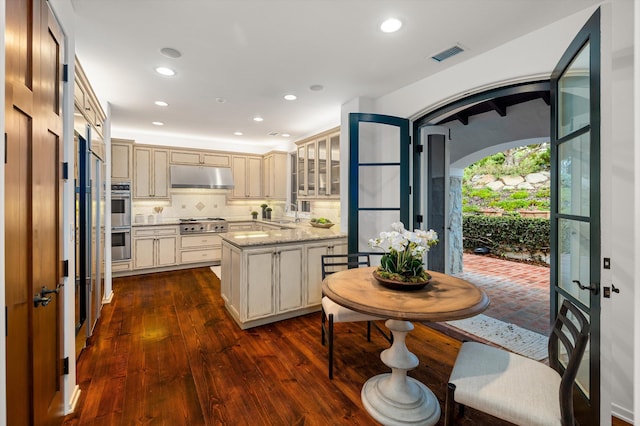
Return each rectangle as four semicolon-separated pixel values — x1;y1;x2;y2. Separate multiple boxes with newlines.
179;217;226;222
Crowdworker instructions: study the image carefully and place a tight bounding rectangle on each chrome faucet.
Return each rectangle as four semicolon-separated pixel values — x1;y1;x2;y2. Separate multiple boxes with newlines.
289;203;300;223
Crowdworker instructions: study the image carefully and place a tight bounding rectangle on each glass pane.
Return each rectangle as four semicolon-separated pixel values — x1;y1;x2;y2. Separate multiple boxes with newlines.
358;165;400;209
297;147;305;194
330;135;340;195
558;219;591;307
558;295;590;397
558;42;590;138
307;143;315;196
317;139;327;195
358;122;400;163
357;210;401;256
559;133;590;216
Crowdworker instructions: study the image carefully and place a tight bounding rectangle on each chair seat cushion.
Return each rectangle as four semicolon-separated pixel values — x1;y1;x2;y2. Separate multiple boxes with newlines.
449;341;562;426
322;297;384;323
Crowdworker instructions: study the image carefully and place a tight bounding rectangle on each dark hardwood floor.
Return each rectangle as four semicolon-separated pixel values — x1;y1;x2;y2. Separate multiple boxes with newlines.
63;268;610;425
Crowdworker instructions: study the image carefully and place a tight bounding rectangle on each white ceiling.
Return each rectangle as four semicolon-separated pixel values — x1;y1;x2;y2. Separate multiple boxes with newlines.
69;0;599;151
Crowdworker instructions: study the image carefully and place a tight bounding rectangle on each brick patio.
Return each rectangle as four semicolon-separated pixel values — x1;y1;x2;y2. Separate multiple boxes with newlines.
453;253;551;336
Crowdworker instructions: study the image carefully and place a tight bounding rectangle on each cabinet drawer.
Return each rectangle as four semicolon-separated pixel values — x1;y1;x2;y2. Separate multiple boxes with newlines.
180;234;221;249
180;248;221;264
133;226;178;237
112;261;132;272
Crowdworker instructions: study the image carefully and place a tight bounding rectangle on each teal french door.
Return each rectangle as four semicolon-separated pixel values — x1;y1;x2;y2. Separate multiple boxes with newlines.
348;113;411;256
550;8;600;421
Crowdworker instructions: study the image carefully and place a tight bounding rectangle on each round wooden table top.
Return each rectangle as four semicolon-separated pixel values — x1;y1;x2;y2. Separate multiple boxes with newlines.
322;266;489;322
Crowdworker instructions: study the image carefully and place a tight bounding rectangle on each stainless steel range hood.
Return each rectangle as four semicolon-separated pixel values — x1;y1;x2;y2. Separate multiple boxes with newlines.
170;165;235;189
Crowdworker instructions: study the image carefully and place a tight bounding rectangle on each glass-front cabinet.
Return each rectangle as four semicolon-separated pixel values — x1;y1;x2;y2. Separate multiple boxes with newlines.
295;127;340;199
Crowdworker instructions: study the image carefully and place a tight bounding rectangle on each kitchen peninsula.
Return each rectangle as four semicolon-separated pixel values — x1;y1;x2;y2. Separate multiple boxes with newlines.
220;225;346;329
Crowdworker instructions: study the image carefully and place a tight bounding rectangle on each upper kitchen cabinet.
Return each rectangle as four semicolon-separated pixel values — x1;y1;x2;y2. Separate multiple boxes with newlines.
230;155;262;199
133;146;169;199
263;151;288;200
296;127;340;199
170;148;231;167
111;138;133;182
74;59;105;139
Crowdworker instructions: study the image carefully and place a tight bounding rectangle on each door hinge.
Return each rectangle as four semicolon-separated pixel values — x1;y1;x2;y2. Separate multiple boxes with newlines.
63;64;69;83
415;144;424;154
416;215;424;223
62;162;69;180
4;133;7;164
62;259;69;277
409;186;412;195
62;357;69;375
5;306;7;337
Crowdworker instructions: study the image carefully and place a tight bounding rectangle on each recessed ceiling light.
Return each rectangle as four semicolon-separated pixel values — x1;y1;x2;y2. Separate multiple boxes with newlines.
234;131;243;136
155;66;175;76
309;84;324;92
281;133;291;138
160;47;182;58
154;101;168;107
253;116;264;122
284;94;297;101
152;121;164;126
380;18;402;33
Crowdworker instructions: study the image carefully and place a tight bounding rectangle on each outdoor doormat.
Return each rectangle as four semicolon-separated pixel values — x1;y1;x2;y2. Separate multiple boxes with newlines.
446;314;548;360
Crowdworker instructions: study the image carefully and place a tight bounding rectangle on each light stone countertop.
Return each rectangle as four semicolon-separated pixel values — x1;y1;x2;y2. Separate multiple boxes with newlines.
220;225;345;248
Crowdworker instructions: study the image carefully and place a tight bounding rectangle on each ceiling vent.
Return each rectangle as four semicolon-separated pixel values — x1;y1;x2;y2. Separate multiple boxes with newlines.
268;131;279;136
431;45;464;62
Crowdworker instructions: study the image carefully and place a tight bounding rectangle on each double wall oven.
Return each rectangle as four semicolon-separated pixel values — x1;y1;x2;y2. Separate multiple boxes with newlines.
111;183;131;261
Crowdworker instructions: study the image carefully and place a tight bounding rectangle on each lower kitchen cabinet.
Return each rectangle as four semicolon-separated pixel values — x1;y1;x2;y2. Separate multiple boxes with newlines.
179;233;222;264
304;239;347;306
132;226;178;270
221;236;346;329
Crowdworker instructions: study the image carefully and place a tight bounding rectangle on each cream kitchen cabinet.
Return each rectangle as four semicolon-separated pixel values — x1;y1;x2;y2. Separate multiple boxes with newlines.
133;147;169;199
111;139;133;181
304;239;347;307
262;151;288;200
132;226;178;269
221;241;307;329
179;233;222;264
169;149;230;167
230;155;262;199
296;127;340;199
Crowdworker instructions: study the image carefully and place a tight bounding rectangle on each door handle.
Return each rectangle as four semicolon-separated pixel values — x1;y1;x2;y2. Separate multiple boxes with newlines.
572;280;598;295
33;295;52;308
40;285;59;296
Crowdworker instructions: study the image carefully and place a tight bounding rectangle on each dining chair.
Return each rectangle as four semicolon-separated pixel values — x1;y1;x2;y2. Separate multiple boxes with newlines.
444;299;590;426
321;253;392;379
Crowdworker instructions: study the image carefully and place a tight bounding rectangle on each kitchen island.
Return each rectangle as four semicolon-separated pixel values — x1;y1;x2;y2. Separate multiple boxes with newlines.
220;225;346;329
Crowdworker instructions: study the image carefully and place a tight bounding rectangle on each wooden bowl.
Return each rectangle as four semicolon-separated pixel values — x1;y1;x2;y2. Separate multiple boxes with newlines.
310;222;334;229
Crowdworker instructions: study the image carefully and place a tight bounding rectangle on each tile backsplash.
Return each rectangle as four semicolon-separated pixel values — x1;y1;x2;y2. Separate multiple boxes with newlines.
132;190;341;224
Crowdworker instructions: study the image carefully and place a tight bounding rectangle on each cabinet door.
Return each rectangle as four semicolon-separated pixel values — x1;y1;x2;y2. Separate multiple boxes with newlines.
246;249;276;320
263;155;273;198
277;246;303;312
133;238;155;269
305;243;330;306
152;149;169;198
268;153;287;200
134;147;152;198
202;152;230;167
231;156;247;198
111;142;132;181
247;156;262;198
220;243;232;303
317;138;328;196
170;150;201;165
328;133;340;197
156;236;177;266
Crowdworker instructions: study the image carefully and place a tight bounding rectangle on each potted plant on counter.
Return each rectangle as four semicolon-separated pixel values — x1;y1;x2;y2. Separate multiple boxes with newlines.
251;211;258;220
265;207;272;220
260;204;268;219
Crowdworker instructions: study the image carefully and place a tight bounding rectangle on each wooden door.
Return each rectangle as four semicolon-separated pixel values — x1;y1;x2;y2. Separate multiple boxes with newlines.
5;0;65;423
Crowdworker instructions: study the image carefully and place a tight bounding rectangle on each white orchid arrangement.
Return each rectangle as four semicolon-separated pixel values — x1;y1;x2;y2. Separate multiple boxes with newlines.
368;222;438;283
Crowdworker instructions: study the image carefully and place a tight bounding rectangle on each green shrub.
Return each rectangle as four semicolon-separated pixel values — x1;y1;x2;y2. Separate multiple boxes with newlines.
463;215;550;261
510;190;530;200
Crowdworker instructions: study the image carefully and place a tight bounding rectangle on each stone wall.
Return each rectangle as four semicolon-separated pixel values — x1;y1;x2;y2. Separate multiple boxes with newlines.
469;171;550;191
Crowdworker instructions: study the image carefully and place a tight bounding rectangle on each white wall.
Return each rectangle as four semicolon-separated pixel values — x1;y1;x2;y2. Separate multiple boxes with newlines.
342;2;635;422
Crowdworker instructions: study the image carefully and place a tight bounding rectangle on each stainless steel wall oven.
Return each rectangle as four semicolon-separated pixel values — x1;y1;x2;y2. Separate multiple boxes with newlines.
111;183;131;261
